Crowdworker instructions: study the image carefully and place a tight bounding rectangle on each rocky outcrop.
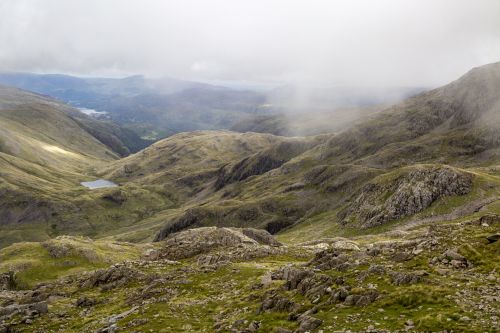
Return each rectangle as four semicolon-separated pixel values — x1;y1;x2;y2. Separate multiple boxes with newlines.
338;166;473;228
0;301;48;321
295;314;322;333
154;201;299;241
80;265;143;290
259;294;299;314
156;227;281;260
272;266;332;300
390;270;428;285
154;208;207;242
307;249;354;271
241;228;282;247
215;141;312;190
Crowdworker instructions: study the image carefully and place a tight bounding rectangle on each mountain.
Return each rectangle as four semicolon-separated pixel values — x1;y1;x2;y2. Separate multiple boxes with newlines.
1;63;498;245
0;73;424;141
142;62;500;241
0;85;118;169
0;73;270;140
0;63;499;332
230;106;383;136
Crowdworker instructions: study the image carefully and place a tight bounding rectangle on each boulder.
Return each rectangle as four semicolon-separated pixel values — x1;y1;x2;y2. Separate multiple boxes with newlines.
157;227;281;260
295;314;322;333
260;294;298;313
343;290;379;306
80;265;142;290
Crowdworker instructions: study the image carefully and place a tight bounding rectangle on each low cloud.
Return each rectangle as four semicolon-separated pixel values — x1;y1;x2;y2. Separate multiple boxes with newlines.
0;0;499;87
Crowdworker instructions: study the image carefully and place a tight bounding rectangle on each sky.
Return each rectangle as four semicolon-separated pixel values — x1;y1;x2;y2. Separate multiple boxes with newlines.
1;0;500;88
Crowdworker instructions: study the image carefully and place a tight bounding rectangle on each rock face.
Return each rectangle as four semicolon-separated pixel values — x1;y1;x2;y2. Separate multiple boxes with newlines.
156;227;282;260
214;140;312;190
338;166;473;228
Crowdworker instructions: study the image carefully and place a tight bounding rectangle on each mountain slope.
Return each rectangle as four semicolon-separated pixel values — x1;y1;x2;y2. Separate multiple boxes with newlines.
0;73;269;139
0;85;119;170
142;62;500;242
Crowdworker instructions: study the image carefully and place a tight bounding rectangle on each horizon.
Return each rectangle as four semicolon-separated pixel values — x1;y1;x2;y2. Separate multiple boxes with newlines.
1;0;500;89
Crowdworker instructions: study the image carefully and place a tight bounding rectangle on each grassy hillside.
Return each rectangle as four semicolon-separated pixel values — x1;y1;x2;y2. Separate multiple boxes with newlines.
132;63;500;244
0;64;499;333
0;63;499;249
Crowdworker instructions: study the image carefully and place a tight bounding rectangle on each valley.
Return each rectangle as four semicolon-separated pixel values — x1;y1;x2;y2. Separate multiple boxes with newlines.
0;62;499;332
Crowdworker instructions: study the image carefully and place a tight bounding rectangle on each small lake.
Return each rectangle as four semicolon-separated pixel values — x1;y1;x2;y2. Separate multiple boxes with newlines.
81;179;118;189
77;107;109;117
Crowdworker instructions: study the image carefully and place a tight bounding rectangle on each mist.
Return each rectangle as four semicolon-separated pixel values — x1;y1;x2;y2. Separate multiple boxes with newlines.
1;0;500;90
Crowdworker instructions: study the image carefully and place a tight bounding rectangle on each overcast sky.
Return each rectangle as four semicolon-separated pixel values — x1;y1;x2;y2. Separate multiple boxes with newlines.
1;0;500;87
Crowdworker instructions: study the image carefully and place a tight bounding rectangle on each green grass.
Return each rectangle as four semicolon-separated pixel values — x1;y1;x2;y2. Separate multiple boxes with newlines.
0;236;146;287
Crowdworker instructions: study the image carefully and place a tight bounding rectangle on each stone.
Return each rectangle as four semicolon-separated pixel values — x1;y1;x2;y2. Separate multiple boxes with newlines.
76;296;96;307
260;295;298;313
296;315;322;333
443;249;466;261
391;271;427;285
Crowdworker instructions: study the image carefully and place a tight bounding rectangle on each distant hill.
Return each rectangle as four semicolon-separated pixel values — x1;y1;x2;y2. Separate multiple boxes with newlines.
0;73;425;140
0;73;269;140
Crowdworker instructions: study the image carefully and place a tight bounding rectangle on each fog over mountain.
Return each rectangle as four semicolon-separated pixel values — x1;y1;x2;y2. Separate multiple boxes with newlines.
1;0;499;88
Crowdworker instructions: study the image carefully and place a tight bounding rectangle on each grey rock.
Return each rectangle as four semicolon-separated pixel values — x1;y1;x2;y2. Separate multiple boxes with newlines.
295;314;322;333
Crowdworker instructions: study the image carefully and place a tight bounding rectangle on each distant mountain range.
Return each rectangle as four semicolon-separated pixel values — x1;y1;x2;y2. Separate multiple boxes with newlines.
0;73;268;139
0;72;425;140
